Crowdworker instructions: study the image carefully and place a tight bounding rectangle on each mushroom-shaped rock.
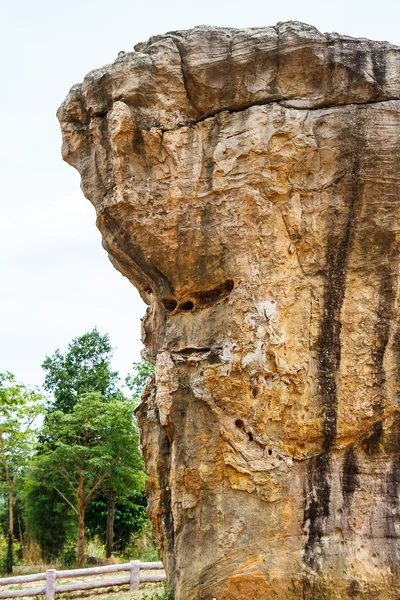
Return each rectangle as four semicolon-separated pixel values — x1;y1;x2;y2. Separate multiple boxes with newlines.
58;22;400;599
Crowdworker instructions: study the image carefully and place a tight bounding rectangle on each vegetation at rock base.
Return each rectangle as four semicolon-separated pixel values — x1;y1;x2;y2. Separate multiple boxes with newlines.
30;392;145;567
0;373;46;572
0;329;155;572
141;582;174;600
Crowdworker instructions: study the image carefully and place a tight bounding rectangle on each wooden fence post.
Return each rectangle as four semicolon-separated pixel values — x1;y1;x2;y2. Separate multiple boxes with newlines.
45;569;57;600
129;560;140;591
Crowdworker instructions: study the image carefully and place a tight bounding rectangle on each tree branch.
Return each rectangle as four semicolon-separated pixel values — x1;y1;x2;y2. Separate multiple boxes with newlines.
85;473;107;507
58;468;78;495
0;431;12;489
54;485;78;515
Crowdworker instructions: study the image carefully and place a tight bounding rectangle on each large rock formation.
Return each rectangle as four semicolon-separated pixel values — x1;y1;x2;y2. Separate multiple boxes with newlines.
58;22;400;598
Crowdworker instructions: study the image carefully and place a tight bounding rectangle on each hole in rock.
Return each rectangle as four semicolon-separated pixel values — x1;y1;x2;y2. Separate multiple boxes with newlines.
175;347;211;356
248;432;253;441
334;527;342;537
268;449;273;456
208;351;221;364
145;287;152;294
180;301;195;311
348;580;361;597
235;419;244;429
192;279;235;307
162;298;177;312
252;386;262;398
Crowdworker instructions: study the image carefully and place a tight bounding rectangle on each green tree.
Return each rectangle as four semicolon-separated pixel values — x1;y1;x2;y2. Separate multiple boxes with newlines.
42;329;120;413
85;360;155;557
22;479;75;562
33;392;144;567
126;361;154;404
0;372;45;572
85;490;148;555
102;446;146;558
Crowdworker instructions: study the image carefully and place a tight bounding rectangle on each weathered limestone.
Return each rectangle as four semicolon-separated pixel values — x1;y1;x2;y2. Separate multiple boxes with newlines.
58;22;400;598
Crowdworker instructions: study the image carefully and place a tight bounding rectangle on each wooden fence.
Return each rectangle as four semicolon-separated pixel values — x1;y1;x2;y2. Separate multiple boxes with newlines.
0;561;166;599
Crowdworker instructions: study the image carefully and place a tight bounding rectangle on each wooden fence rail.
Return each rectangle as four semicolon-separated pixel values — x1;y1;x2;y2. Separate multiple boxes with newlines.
0;561;166;599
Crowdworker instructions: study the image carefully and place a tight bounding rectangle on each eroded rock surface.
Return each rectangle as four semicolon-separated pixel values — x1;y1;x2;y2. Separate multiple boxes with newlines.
58;22;400;599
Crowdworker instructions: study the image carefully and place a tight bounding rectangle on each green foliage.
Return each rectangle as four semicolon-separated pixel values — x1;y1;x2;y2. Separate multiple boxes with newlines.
0;372;46;571
85;490;148;553
121;519;159;562
1;335;155;566
42;329;120;413
31;391;145;565
22;479;75;561
0;372;46;478
125;361;154;404
34;392;145;507
142;582;174;600
85;537;105;559
60;542;77;567
0;536;21;575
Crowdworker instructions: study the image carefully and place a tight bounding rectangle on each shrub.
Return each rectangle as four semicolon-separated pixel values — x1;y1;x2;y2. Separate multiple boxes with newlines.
61;542;76;567
121;523;159;562
142;582;174;600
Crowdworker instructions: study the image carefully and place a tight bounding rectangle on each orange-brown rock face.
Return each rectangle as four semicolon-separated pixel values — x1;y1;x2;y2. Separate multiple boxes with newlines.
58;22;400;599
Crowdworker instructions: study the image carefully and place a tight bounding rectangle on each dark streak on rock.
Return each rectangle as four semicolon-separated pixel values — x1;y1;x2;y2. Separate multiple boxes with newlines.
385;417;400;573
386;459;400;544
155;403;176;585
342;447;360;511
319;150;363;451
373;265;396;391
371;47;388;96
362;421;383;456
347;579;361;596
303;454;331;572
392;325;400;397
171;39;203;117
303;115;365;571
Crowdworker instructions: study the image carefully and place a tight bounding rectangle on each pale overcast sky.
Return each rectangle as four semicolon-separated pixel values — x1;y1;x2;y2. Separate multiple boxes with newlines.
1;0;399;388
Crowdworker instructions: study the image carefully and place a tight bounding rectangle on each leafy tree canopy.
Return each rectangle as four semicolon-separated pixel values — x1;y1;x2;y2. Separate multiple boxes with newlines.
0;372;46;476
32;392;145;566
0;372;46;572
21;479;75;562
42;329;120;412
125;361;154;403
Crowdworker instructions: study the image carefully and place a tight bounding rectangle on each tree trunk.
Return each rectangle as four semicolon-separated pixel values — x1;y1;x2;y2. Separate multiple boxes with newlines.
77;475;86;568
6;487;13;574
105;494;116;558
18;514;23;551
